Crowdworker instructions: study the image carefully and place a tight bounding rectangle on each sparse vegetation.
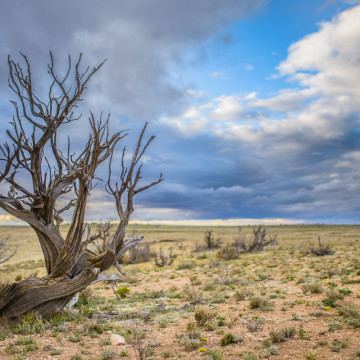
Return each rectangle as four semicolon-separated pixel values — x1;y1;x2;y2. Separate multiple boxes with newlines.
1;224;360;359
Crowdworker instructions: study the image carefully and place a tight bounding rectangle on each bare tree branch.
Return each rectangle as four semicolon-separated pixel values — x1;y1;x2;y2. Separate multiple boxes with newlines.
0;53;162;318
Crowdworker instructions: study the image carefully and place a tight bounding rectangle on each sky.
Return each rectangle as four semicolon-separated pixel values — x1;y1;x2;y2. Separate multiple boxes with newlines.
1;0;360;225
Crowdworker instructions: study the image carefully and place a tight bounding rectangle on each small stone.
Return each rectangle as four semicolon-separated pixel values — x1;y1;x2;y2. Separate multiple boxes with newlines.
140;311;151;321
110;333;126;346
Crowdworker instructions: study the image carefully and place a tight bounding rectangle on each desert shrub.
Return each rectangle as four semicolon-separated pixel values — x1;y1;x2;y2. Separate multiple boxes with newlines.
338;305;360;318
68;335;82;343
220;333;243;346
234;289;246;301
183;284;202;301
245;317;265;332
120;242;154;264
217;245;239;260
16;312;44;335
178;324;202;350
301;282;322;294
194;307;216;327
265;345;279;356
330;339;348;353
123;267;139;284
99;350;117;360
206;349;222;360
241;352;259;360
177;261;194;270
269;328;286;343
71;354;82;360
328;320;342;332
322;298;337;308
116;286;131;298
269;325;296;343
338;287;352;296
282;325;296;338
249;296;273;311
325;288;344;300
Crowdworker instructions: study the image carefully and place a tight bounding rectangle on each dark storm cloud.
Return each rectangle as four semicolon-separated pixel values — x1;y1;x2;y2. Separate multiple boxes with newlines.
2;2;359;224
0;0;266;119
0;0;269;222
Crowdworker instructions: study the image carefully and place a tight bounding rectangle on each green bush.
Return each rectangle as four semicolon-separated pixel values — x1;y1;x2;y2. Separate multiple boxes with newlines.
116;286;131;298
220;333;243;346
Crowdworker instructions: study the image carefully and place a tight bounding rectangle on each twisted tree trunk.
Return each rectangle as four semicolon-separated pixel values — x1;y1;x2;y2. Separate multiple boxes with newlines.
0;53;162;318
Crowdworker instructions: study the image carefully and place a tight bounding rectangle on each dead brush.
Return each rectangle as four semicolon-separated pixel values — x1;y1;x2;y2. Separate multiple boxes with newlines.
245;317;265;332
234;226;278;253
193;231;221;252
217;226;277;260
204;231;221;249
153;248;175;267
308;236;334;256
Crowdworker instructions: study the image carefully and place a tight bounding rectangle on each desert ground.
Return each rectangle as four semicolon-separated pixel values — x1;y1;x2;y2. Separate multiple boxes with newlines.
0;224;360;360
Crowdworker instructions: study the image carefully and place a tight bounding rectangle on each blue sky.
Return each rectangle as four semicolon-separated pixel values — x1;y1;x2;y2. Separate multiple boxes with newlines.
0;0;360;225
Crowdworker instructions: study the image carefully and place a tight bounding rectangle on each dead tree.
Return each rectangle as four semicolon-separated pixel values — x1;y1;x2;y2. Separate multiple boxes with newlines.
0;53;163;318
232;226;277;254
0;238;17;264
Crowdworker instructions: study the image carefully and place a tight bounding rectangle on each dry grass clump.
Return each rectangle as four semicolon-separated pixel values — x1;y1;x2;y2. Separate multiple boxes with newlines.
249;296;273;311
234;288;251;301
269;325;296;343
301;282;322;294
178;322;203;351
194;307;216;327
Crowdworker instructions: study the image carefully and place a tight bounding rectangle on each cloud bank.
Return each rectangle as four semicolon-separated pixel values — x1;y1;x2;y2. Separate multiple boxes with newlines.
1;2;360;224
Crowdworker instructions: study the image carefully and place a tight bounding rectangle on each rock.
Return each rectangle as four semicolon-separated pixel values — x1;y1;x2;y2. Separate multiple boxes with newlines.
140;311;151;321
156;302;166;312
110;333;126;346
